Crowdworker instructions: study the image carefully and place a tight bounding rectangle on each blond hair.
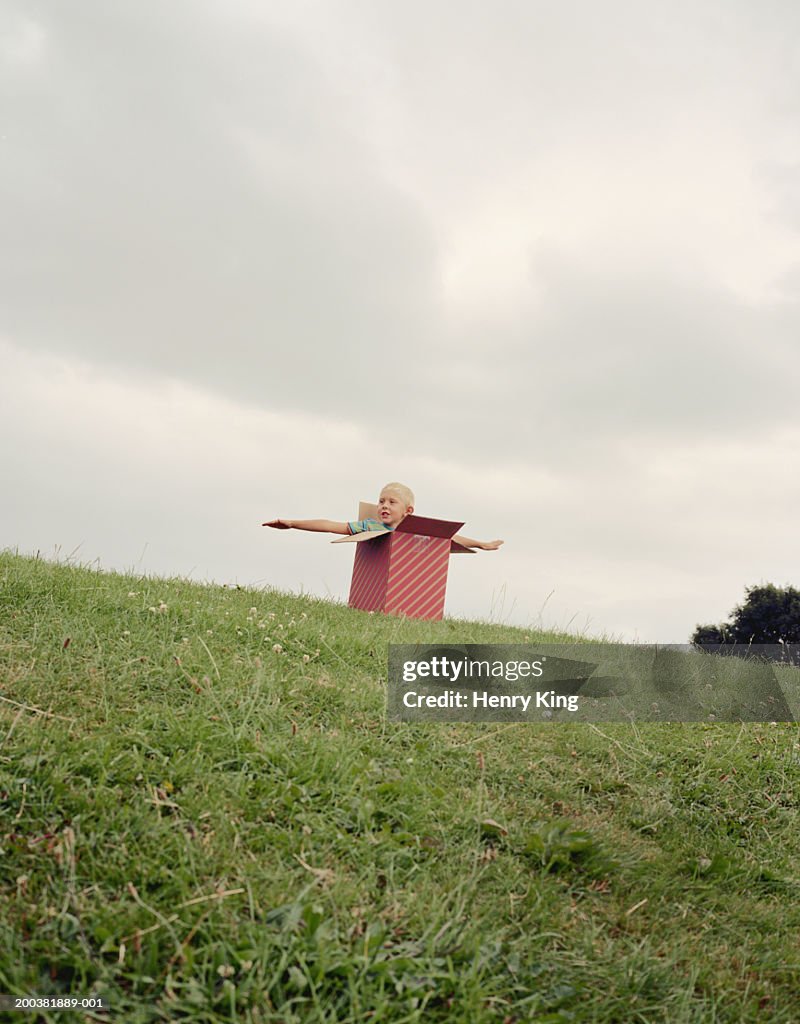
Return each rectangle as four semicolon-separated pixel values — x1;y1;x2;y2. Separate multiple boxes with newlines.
381;481;415;508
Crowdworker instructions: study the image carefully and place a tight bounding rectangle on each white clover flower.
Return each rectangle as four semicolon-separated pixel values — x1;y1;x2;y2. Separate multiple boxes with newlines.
272;643;283;654
302;654;310;664
249;607;258;615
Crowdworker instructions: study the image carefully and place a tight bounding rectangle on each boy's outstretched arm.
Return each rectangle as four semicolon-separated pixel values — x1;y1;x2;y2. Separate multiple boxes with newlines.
262;519;350;535
453;534;504;551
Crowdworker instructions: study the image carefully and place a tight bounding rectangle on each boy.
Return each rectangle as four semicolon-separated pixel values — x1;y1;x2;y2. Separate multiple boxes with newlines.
263;482;503;551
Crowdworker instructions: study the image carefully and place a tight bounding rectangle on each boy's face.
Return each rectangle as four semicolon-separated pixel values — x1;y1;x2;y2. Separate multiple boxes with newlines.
377;489;412;528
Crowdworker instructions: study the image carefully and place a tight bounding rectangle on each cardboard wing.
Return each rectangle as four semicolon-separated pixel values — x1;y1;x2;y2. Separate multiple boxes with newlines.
331;502;475;552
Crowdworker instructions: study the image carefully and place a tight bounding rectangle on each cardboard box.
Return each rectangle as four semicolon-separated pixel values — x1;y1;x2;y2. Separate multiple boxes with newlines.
332;502;474;621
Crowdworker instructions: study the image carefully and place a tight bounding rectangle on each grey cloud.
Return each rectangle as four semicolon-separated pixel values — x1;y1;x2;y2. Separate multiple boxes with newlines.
1;0;441;416
4;0;800;476
404;260;800;471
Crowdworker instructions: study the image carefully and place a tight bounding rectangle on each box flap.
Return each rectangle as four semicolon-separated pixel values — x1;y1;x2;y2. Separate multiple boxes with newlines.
338;501;465;542
331;530;390;545
353;501;464;540
450;541;476;554
396;514;464;539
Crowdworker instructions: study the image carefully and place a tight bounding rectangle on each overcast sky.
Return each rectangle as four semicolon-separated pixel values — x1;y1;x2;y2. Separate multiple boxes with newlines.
3;0;799;641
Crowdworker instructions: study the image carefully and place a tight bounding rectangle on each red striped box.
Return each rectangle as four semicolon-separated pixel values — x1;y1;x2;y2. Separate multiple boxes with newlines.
332;503;474;621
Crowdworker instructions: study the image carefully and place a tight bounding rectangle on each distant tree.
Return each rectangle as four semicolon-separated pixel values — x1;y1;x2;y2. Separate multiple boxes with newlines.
690;623;729;646
692;584;800;646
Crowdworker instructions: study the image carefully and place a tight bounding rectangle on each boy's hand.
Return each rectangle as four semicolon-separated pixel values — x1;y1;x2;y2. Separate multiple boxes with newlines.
262;519;292;529
481;539;504;550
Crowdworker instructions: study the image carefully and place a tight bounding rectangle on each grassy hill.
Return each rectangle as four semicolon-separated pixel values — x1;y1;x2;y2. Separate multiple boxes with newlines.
1;550;799;1023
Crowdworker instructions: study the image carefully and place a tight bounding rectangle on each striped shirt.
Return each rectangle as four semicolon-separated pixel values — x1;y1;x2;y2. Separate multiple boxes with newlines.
347;518;394;535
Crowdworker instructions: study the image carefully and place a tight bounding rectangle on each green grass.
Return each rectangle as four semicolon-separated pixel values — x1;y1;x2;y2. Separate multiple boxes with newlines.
1;550;800;1023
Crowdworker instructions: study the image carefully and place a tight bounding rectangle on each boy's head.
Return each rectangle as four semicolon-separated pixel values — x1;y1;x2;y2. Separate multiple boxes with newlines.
377;482;415;528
